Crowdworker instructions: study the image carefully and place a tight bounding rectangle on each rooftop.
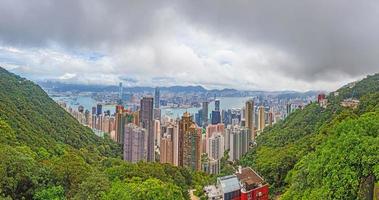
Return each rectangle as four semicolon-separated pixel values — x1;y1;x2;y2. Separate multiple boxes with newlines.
236;167;266;191
218;175;240;193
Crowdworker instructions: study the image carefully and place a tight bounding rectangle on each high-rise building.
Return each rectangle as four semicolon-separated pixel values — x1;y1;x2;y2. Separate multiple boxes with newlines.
78;105;84;113
140;97;155;162
91;106;97;115
123;124;147;163
96;104;103;116
160;133;173;164
211;110;221;125
286;103;292;117
115;105;126;144
195;109;203;127
154;87;160;108
84;110;90;125
268;107;274;126
207;133;224;160
202;101;209;127
224;125;249;161
258;106;265;132
167;122;180;166
215;99;220;111
154;119;161;146
178;112;201;170
153;108;161;121
119;82;123;104
245;100;255;140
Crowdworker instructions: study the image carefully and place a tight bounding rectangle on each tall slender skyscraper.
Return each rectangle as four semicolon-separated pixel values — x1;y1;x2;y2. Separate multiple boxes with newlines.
245;100;255;140
119;82;123;104
214;99;220;111
115;105;126;144
96;103;102;116
178;112;201;171
160;133;173;164
154;87;160;108
258;106;265;132
140;97;154;162
202;101;209;127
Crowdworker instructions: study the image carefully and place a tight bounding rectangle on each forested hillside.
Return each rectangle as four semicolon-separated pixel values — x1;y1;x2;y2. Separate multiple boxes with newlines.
241;73;379;199
0;67;211;200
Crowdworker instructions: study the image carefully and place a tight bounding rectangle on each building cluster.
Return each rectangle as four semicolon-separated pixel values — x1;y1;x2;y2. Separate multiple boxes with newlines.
204;166;269;200
60;83;314;175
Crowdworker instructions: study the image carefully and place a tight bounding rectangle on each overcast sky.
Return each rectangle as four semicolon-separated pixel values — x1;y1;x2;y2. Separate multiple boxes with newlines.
0;0;378;91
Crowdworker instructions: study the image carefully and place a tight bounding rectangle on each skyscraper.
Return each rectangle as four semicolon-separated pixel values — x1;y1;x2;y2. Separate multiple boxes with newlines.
286;103;292;117
245;100;255;140
178;112;201;171
96;103;102;116
160;133;173;164
140;97;155;162
202;101;209;127
211;110;221;124
124;124;147;163
154;87;160;108
154;119;161;146
258;106;265;132
207;133;224;160
119;82;123;104
91;106;97;115
115;105;126;144
195;109;203;127
225;125;249;161
215;99;220;111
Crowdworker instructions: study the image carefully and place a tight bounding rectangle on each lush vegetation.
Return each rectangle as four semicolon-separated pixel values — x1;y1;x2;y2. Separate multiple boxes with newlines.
241;73;379;199
0;67;211;199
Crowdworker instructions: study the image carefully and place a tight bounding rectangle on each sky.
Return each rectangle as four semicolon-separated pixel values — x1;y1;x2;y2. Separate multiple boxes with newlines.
0;0;379;91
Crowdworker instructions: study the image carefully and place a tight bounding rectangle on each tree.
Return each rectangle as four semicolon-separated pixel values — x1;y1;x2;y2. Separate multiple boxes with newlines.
102;178;185;200
34;186;65;200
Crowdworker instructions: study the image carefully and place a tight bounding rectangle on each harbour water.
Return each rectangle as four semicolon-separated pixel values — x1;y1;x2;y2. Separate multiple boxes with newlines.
53;96;253;118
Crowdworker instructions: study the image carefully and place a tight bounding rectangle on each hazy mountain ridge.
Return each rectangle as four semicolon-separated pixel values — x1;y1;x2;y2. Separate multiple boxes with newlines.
38;80;322;98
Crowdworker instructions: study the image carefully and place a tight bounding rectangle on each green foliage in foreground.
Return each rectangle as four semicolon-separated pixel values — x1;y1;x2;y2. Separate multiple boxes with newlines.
282;112;379;199
0;67;212;199
241;73;379;198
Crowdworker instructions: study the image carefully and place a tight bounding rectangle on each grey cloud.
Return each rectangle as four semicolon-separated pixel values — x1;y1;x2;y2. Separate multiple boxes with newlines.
0;0;379;88
0;0;169;48
174;0;379;80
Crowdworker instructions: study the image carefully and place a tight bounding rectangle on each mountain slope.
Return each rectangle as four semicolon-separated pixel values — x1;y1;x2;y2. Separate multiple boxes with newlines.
0;67;121;157
241;73;379;198
0;67;212;199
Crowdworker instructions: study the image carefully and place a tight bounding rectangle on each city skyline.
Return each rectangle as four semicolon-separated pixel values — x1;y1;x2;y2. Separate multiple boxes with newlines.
1;1;379;91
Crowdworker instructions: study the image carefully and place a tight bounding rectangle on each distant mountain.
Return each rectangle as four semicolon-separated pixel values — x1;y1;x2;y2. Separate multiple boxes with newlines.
241;73;379;199
38;80;320;98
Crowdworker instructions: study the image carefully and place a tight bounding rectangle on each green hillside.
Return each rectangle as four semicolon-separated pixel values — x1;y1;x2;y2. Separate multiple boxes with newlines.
0;67;211;200
0;67;121;157
241;73;379;199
